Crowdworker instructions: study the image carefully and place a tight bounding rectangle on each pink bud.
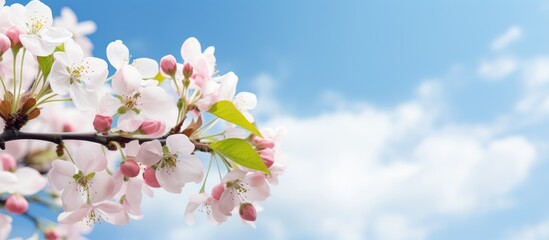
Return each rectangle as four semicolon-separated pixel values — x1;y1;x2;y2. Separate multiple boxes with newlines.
120;159;140;178
183;63;193;79
93;114;112;133
211;183;225;201
139;120;165;136
45;230;59;240
44;230;59;240
6;194;28;215
62;122;75;132
160;54;177;76
0;33;10;55
239;203;257;222
251;136;275;150
143;166;160;188
5;27;23;48
259;148;274;168
0;153;16;171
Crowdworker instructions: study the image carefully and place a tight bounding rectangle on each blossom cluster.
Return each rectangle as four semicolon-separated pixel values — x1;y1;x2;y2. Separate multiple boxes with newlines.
0;1;285;239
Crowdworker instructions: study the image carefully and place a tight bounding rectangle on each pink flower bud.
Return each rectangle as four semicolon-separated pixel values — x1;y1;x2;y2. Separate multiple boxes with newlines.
5;27;23;48
0;153;16;171
143;166;160;188
160;54;177;76
120;159;140;178
93;114;112;133
211;183;225;201
183;63;193;79
259;148;274;168
62;122;75;132
44;230;59;240
239;203;257;222
251;136;275;150
0;33;10;55
139;120;165;136
6;194;28;215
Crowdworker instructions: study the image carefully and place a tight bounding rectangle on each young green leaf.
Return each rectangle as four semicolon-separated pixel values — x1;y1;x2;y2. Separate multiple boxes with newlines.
208;100;262;137
210;138;270;174
37;54;54;79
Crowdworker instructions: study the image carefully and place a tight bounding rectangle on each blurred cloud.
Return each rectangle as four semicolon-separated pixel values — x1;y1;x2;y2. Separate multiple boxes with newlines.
510;219;549;240
478;57;517;80
491;26;523;51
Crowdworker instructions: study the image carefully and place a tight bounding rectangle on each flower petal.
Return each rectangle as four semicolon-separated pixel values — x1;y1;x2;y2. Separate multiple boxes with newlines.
73;144;107;174
181;37;201;63
58;205;92;224
62;184;84;211
69;83;98;110
166;134;194;156
42;27;72;43
112;65;141;96
132;58;158;79
106;40;129;69
48;160;77;191
48;60;70;95
136;140;163;166
156;166;184;194
117;111;144;132
19;34;56;56
96;202;129;225
14;167;47;195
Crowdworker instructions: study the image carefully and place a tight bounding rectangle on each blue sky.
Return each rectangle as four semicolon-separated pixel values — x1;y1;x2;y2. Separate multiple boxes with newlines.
9;0;549;239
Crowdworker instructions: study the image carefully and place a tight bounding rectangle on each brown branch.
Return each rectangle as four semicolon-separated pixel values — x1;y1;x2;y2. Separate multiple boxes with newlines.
0;129;211;152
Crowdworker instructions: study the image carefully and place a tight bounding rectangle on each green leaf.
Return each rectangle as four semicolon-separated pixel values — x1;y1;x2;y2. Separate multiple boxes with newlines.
210;138;270;174
37;54;54;79
208;100;262;137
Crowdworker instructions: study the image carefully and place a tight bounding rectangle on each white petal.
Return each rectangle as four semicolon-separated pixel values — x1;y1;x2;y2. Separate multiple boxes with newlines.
73;144;107;174
19;34;56;56
96;202;129;225
9;4;26;31
69;83;98;110
234;92;257;110
132;58;158;79
184;193;209;225
62;185;84;211
48;160;76;191
106;40;129;69
42;27;72;43
0;214;12;240
136;140;163;166
166;134;194;155
14;167;47;195
26;0;53;30
81;57;108;90
58;205;92;224
181;37;201;63
112;65;141;95
117;111;144;132
138;86;172;119
156;166;184;194
0;171;17;193
98;94;121;116
217;72;238;100
77;21;96;35
124;140;141;157
89;172;115;203
62;39;84;67
48;61;70;95
176;155;204;184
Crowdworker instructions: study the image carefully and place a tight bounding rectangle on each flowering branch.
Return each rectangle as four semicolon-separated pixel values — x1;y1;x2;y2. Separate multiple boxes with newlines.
0;129;212;152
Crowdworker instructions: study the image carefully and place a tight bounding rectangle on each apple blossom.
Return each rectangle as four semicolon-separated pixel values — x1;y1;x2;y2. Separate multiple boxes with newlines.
137;134;204;193
54;7;96;56
9;0;72;56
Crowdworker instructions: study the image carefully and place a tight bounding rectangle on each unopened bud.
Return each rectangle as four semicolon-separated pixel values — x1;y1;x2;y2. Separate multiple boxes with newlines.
5;27;23;48
6;194;29;215
183;63;193;79
143;166;160;188
139;119;165;136
239;203;257;222
160;54;177;76
0;153;16;171
211;183;225;201
44;229;59;240
251;136;275;150
93;114;112;133
0;33;10;55
120;159;140;178
259;148;274;168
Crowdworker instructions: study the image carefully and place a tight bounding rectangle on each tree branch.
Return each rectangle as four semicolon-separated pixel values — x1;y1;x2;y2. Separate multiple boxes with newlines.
0;129;211;152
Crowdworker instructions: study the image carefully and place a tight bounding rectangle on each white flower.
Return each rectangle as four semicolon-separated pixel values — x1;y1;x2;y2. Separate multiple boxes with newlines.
48;39;108;110
9;0;72;56
54;7;96;56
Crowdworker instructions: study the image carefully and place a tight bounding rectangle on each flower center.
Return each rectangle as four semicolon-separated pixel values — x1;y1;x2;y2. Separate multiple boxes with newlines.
28;16;47;34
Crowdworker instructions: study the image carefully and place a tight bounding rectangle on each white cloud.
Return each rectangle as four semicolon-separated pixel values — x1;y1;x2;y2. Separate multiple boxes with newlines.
478;57;517;80
510;219;549;240
491;26;522;51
